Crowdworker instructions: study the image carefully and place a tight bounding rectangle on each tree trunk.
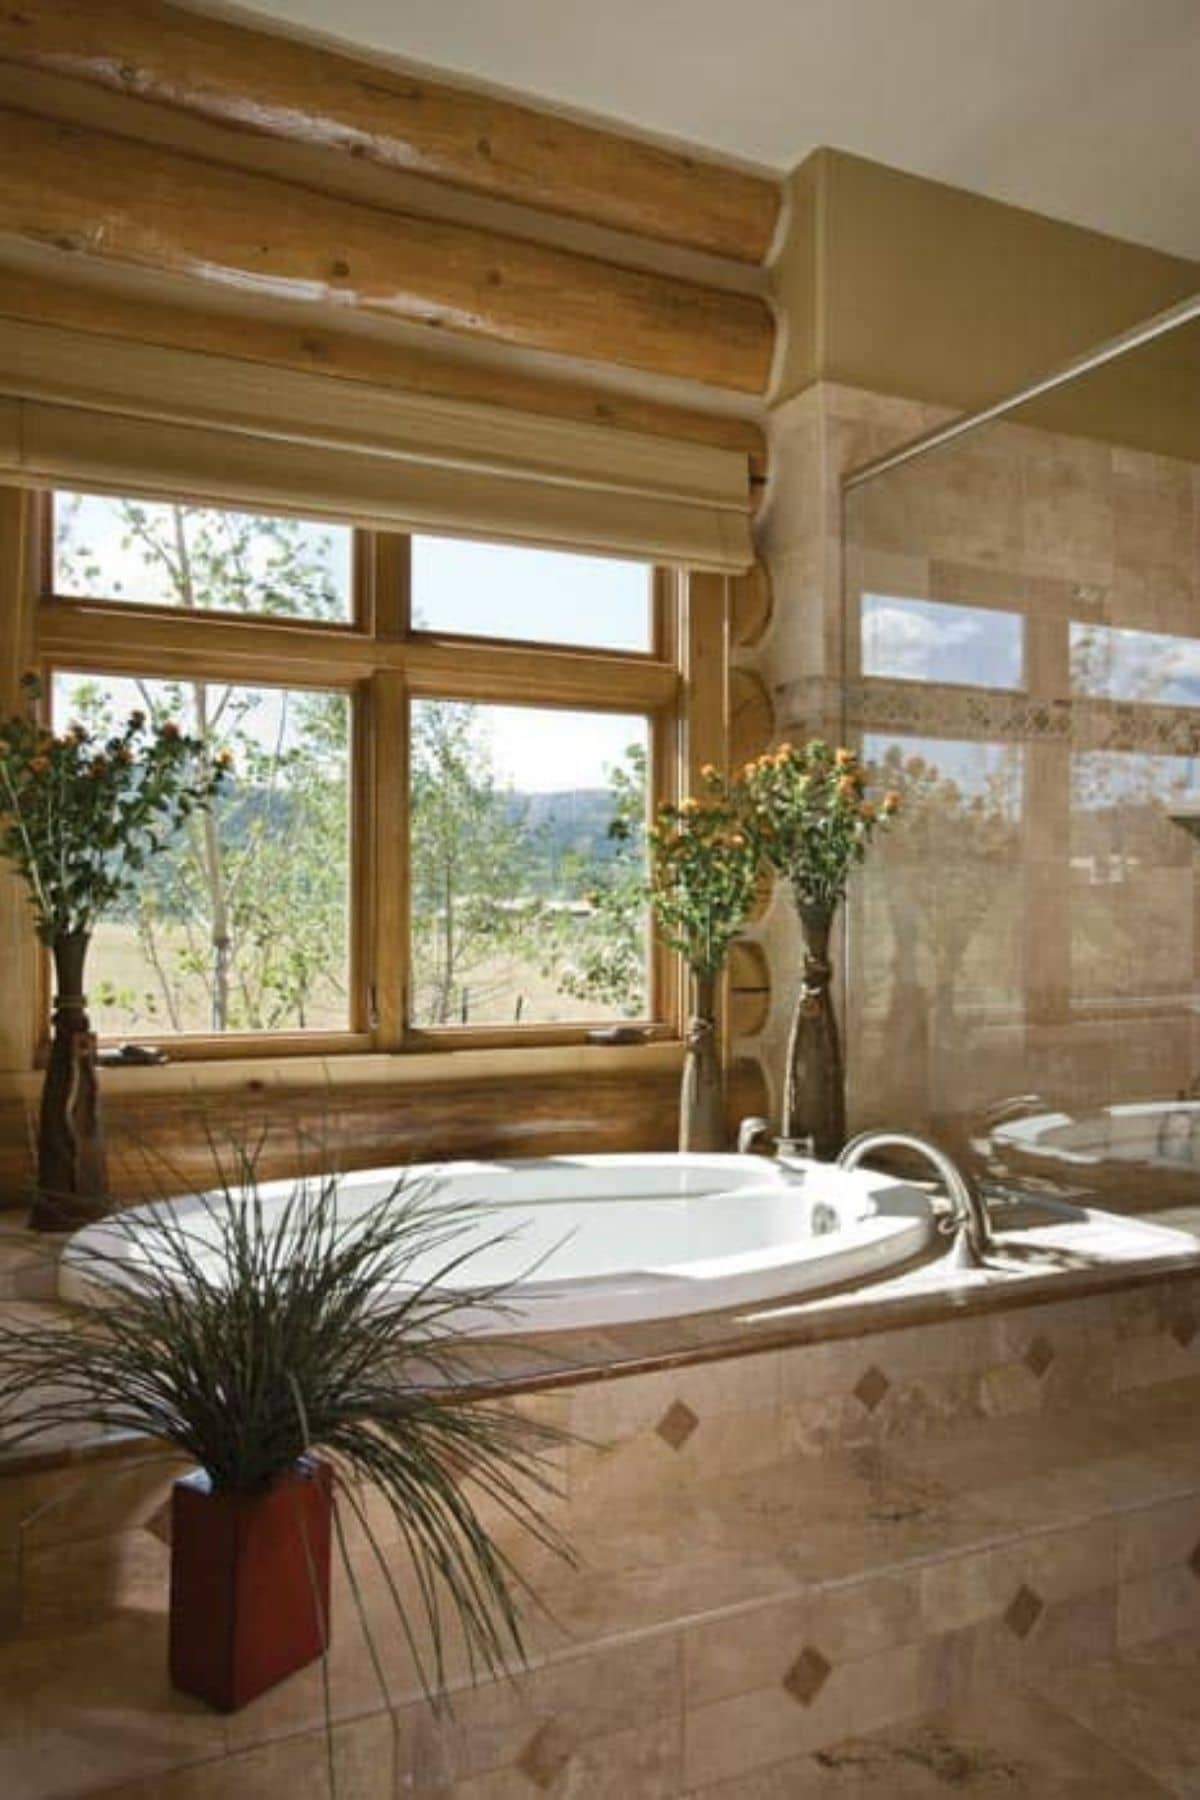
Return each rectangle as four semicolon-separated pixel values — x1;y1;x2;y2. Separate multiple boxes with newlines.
171;507;231;1032
31;932;109;1231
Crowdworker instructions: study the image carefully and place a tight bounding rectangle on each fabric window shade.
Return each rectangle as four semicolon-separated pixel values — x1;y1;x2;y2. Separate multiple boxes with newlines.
0;319;753;570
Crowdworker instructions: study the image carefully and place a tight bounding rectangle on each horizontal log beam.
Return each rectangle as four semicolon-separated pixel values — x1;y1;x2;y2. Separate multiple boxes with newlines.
0;1057;682;1203
0;266;767;476
0;109;774;393
0;0;781;264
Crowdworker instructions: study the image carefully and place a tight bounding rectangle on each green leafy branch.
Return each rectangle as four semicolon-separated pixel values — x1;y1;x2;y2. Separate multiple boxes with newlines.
0;673;228;944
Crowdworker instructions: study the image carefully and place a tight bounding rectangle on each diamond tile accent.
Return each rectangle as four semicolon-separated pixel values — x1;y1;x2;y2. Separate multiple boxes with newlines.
517;1720;576;1789
1171;1310;1197;1350
853;1365;890;1414
655;1399;699;1450
1023;1335;1056;1380
783;1645;832;1707
1004;1584;1044;1640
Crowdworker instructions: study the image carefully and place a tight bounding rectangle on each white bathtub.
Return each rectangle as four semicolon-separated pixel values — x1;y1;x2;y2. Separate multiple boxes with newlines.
59;1152;936;1334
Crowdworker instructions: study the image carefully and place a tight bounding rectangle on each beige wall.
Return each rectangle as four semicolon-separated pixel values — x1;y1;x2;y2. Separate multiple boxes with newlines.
771;149;1199;456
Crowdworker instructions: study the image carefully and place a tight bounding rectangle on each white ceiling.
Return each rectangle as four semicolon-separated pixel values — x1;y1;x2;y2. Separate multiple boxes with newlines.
224;0;1200;261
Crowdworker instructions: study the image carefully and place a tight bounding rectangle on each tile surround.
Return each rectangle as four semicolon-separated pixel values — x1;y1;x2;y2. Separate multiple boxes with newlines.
3;1262;1200;1793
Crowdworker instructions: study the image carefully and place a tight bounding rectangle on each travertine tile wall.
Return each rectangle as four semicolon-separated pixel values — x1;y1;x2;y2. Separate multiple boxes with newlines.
748;382;1200;1200
5;1276;1200;1793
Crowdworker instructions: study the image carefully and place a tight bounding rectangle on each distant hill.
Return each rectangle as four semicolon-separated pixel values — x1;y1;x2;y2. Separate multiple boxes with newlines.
505;788;635;895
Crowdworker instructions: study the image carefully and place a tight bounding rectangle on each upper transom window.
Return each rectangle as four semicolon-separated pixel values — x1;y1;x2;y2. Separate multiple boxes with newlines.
51;491;354;624
411;534;652;652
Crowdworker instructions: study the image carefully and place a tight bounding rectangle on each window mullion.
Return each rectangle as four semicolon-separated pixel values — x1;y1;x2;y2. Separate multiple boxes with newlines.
369;668;409;1051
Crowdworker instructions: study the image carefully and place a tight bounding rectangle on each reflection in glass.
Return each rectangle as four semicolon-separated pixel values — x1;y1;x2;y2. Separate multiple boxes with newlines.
1070;751;1200;1009
52;672;351;1036
52;491;353;622
861;594;1023;689
408;702;649;1026
1071;622;1200;706
412;535;652;651
865;733;1023;815
852;732;1026;1130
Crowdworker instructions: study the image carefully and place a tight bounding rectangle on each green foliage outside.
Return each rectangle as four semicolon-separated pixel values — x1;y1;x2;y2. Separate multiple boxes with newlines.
0;672;222;945
56;498;351;1032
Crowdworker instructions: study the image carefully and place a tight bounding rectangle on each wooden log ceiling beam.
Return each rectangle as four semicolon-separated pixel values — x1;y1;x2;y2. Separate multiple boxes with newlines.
0;266;767;476
0;0;782;265
0;109;775;393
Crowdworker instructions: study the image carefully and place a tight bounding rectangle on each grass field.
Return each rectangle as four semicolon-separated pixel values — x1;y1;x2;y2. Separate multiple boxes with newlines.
88;922;644;1038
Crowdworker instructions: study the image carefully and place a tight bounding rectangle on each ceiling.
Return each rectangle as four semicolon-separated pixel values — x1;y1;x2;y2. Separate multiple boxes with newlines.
223;0;1200;261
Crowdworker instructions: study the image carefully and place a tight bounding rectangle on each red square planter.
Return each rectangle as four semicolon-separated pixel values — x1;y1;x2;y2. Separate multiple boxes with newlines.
169;1456;333;1712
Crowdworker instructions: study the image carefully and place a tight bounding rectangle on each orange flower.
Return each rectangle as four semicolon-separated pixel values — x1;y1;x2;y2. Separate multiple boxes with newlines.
836;776;858;801
882;790;902;814
29;755;49;775
860;801;877;822
160;721;181;741
834;747;856;768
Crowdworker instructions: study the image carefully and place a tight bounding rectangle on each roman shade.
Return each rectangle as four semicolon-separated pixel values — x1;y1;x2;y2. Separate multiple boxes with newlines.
0;318;754;570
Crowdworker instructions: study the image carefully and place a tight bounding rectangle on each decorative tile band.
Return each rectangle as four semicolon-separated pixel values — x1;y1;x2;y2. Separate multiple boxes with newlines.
778;675;1200;758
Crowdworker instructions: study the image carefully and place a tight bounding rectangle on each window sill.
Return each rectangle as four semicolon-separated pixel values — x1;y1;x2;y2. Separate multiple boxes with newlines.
0;1039;685;1101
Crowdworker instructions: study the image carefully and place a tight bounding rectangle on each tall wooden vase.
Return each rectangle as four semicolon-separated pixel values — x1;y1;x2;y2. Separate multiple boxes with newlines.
679;971;725;1152
31;931;109;1232
782;899;846;1160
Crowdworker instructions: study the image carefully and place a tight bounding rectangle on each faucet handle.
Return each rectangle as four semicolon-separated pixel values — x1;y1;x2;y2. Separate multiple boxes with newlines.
737;1116;773;1156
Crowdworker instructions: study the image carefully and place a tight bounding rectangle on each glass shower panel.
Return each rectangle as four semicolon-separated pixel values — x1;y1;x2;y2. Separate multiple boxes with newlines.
842;309;1200;1211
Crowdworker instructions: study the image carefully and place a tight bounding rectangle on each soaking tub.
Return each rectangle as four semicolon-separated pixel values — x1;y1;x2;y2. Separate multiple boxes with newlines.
59;1152;936;1334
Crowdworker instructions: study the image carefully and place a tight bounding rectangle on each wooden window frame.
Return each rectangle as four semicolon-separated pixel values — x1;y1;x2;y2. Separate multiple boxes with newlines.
27;491;729;1065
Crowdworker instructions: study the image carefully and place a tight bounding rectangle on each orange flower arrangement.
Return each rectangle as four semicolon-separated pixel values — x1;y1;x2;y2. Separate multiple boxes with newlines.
733;739;899;914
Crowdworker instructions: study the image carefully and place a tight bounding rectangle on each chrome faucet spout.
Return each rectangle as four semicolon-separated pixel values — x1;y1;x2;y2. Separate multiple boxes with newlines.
836;1129;992;1267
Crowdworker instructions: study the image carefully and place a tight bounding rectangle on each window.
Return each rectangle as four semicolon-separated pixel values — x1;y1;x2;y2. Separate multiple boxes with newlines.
36;489;694;1055
861;595;1023;689
409;703;649;1026
411;534;652;652
51;672;351;1038
51;491;354;623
